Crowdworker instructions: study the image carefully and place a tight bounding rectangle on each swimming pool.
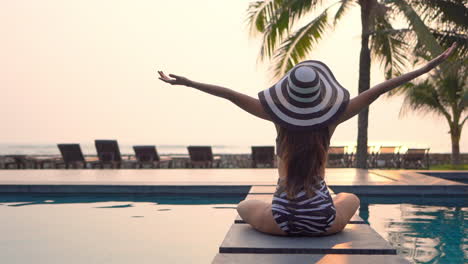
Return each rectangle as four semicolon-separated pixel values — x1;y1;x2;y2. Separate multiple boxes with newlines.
358;195;467;264
0;194;243;264
2;193;466;263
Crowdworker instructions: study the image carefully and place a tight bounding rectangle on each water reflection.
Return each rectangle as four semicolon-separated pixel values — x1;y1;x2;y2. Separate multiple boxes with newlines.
0;196;239;264
359;196;467;264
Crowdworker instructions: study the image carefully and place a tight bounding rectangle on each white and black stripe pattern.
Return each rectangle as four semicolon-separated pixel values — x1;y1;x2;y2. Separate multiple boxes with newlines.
271;180;336;236
258;60;350;131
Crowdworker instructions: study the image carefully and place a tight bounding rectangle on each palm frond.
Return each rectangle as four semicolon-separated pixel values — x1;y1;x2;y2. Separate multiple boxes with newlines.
269;9;329;81
409;0;468;32
399;60;467;123
370;15;410;81
399;80;451;121
334;0;355;26
246;0;288;62
461;115;468;127
392;0;444;57
436;73;462;108
246;1;325;63
246;0;283;36
410;29;468;64
287;0;325;22
461;89;468;109
436;60;466;102
245;1;270;36
431;29;468;57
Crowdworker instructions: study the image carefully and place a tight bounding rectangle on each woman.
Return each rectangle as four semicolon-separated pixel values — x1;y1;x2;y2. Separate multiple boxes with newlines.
158;43;456;237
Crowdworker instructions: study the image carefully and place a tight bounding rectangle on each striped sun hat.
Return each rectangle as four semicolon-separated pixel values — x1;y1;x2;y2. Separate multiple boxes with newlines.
258;60;350;131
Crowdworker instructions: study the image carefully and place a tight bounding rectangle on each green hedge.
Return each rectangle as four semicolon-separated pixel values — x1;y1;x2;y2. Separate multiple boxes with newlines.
429;164;468;170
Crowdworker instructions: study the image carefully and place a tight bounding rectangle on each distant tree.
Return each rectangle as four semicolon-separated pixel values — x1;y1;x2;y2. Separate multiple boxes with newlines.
246;0;467;168
396;59;466;165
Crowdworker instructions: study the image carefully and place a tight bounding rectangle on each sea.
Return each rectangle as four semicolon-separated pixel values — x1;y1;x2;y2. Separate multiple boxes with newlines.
0;143;451;156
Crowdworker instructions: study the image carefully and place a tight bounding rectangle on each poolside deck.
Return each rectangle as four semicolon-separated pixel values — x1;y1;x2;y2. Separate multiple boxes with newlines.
0;168;465;264
0;168;465;195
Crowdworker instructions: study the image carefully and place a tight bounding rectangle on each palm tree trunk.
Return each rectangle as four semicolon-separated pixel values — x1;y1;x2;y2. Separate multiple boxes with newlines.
356;0;373;169
450;123;461;165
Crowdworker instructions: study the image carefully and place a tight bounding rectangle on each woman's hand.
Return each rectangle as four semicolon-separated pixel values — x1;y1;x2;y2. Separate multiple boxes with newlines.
157;71;192;86
423;42;457;72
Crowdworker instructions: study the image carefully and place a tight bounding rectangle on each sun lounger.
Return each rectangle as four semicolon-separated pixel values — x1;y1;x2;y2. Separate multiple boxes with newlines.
366;146;378;168
187;146;220;168
95;140;123;169
57;144;98;169
132;145;172;168
2;155;32;169
401;148;430;169
251;146;275;168
31;155;61;169
346;146;376;168
0;156;5;169
374;146;401;168
327;146;351;168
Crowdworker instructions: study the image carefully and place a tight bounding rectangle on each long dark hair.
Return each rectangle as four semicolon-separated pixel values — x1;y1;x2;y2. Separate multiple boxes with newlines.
278;126;329;200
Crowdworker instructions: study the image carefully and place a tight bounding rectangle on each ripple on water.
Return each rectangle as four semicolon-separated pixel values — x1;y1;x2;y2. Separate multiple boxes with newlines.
365;201;467;264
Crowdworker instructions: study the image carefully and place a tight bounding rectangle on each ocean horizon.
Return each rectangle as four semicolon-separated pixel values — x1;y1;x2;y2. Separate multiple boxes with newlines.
0;143;452;156
0;143;252;156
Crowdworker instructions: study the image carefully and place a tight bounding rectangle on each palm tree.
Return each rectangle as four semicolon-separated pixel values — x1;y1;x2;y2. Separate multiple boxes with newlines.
397;60;466;165
246;0;467;168
388;1;467;165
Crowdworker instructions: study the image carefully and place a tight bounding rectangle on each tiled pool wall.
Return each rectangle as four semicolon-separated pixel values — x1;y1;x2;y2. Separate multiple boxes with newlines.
0;185;253;194
1;184;466;196
0;193;247;206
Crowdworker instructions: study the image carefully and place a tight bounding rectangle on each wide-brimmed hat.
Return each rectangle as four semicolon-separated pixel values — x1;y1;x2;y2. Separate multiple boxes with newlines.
258;60;350;131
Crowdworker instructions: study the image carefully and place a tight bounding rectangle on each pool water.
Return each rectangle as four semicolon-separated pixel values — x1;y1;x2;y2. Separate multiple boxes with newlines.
358;196;467;264
0;194;243;264
2;194;466;264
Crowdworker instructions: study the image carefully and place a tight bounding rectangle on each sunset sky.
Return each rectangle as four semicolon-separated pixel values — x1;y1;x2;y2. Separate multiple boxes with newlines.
1;0;465;153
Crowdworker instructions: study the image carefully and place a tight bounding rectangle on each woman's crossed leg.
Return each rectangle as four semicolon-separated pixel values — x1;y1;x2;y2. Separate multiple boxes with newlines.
236;192;360;236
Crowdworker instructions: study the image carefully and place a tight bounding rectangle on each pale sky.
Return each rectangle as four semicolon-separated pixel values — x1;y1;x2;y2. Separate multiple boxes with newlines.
1;0;465;153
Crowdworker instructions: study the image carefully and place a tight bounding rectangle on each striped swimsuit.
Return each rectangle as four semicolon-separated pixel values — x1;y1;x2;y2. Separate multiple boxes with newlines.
271;178;336;236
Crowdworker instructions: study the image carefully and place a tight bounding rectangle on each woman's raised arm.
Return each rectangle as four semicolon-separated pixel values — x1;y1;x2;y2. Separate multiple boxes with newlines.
335;43;457;124
157;71;272;121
